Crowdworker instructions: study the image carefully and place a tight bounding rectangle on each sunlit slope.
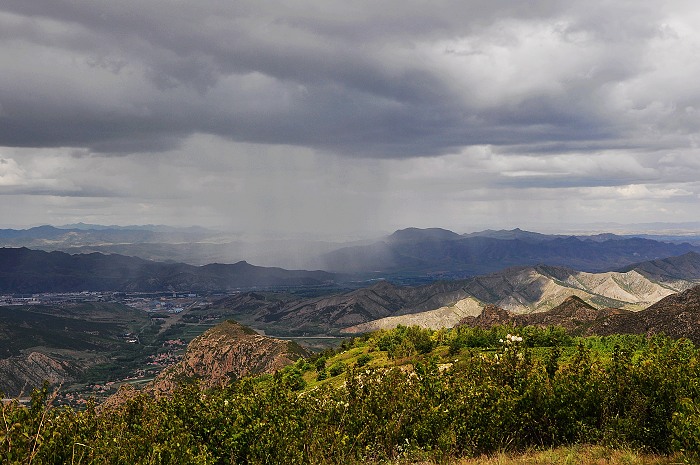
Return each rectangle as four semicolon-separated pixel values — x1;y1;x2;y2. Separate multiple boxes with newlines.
342;266;689;332
343;296;482;333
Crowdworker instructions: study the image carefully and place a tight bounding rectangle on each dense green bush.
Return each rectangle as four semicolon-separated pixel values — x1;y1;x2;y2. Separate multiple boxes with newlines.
4;327;700;463
328;361;346;377
356;353;371;367
376;325;435;359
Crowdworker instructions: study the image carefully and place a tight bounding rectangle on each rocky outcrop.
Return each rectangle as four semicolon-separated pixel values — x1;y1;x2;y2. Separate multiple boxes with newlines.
148;320;309;395
101;320;309;409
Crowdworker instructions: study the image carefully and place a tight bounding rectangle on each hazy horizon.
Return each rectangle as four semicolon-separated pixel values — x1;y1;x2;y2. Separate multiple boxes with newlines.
4;221;700;241
2;2;699;235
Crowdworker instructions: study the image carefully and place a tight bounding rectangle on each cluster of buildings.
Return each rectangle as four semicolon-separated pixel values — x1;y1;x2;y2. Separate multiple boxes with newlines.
0;291;213;312
0;291;112;306
122;293;211;314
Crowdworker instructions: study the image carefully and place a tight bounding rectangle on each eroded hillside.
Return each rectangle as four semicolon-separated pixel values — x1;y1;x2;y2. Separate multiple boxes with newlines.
149;320;308;395
340;263;696;333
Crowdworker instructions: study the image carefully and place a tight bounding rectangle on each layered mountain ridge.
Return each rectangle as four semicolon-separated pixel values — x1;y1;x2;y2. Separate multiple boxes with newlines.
3;245;699;337
316;228;700;276
455;285;700;344
215;252;700;335
0;247;335;293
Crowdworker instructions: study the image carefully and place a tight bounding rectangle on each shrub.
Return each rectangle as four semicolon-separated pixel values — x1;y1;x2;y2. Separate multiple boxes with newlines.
356;353;372;367
315;356;327;372
329;361;346;377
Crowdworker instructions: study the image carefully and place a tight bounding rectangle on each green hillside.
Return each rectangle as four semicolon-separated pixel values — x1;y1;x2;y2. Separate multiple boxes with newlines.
3;324;700;463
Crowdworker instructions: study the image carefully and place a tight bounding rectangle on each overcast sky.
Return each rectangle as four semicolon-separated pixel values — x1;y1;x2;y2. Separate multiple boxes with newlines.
1;1;700;237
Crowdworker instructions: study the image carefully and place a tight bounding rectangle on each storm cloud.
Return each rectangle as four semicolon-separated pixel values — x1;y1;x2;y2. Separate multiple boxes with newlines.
1;1;699;235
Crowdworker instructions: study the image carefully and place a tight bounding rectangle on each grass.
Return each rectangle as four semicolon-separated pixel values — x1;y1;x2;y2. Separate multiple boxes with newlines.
408;446;682;465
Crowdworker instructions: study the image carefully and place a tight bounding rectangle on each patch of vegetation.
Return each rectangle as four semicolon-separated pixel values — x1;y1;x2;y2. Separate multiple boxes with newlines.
3;325;700;464
356;353;372;367
328;361;346;377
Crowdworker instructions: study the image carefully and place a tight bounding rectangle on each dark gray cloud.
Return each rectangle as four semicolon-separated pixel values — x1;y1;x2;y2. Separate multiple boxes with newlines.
1;1;699;235
3;0;690;157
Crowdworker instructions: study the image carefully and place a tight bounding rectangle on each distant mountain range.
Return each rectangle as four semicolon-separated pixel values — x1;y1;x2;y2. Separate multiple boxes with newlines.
3;225;700;278
3;225;700;333
315;227;700;277
0;225;358;268
3;224;700;335
2;243;697;334
0;247;335;293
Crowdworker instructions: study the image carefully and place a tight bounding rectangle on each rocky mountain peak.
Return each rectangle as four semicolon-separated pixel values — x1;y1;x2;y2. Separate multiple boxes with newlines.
102;320;310;408
547;295;597;317
149;320;309;395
